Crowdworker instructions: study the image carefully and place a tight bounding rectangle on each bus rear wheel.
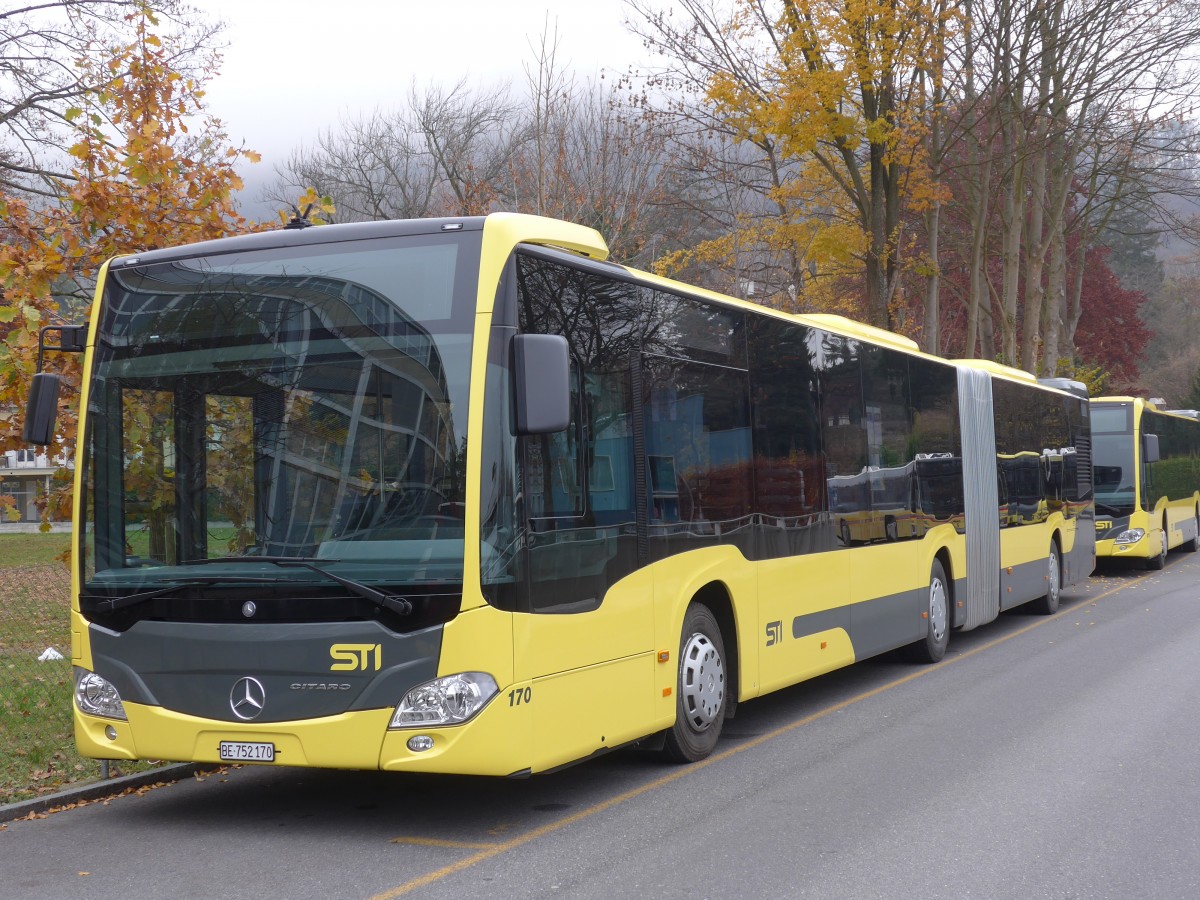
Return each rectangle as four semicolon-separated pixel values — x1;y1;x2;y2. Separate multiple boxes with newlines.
663;603;727;763
1031;543;1061;615
908;560;950;663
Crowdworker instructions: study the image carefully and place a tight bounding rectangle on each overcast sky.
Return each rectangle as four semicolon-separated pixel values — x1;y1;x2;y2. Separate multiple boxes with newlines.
189;0;652;210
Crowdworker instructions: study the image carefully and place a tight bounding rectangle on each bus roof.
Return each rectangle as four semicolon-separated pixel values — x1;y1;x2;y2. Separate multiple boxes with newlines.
952;358;1039;385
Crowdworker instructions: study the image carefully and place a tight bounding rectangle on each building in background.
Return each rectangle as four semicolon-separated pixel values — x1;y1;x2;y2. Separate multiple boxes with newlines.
1;447;65;524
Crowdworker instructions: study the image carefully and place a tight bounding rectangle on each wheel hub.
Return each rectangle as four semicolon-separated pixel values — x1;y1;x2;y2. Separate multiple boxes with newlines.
929;578;948;641
680;632;724;730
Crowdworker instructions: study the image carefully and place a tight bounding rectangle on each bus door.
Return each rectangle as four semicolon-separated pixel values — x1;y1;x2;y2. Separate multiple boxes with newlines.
511;354;653;771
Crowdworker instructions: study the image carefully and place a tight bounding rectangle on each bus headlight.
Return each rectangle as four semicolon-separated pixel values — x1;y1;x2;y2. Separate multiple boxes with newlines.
390;672;498;728
1113;528;1145;545
75;671;127;721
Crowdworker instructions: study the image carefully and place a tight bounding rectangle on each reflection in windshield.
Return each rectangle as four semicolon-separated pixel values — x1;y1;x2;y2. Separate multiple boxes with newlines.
1092;434;1134;515
83;232;479;595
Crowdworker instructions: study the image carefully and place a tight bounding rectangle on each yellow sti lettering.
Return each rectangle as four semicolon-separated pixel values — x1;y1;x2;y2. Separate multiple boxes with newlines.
330;643;382;672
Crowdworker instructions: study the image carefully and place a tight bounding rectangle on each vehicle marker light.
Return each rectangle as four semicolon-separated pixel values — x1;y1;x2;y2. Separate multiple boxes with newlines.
75;671;127;721
657;650;670;663
407;735;435;752
390;672;498;728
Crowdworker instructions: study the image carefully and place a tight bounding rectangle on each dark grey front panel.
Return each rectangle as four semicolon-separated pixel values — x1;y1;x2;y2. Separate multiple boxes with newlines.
89;620;441;723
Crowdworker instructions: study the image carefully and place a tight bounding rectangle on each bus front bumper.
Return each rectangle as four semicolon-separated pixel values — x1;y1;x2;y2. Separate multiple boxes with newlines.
75;688;533;777
1095;530;1150;559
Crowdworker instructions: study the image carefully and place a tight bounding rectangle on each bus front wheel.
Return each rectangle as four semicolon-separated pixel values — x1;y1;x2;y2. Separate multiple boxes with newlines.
1146;526;1167;570
663;603;727;763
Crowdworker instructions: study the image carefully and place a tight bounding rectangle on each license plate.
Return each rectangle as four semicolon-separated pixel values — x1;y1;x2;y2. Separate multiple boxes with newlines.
219;741;275;762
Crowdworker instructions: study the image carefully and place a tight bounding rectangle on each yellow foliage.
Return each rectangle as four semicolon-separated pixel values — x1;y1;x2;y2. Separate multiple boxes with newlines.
278;187;337;226
677;0;958;326
1057;361;1109;397
0;5;258;467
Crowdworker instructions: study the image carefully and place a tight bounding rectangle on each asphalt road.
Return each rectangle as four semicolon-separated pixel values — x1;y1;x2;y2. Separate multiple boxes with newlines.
4;555;1200;900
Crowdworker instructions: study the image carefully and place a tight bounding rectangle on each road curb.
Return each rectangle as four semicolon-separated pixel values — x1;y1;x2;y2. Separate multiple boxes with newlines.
0;763;215;824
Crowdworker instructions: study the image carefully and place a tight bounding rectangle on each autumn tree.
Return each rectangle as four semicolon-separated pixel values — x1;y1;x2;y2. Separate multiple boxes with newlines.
923;0;1200;375
0;0;221;197
627;0;952;328
620;0;822;305
0;2;255;507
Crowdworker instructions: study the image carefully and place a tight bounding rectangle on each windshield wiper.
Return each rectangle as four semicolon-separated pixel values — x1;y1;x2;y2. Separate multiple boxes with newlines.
271;559;414;615
186;555;334;565
85;575;280;613
1095;502;1131;516
186;555;413;615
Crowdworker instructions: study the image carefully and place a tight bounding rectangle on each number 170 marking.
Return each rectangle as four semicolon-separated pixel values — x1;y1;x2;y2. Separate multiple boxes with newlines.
508;687;532;706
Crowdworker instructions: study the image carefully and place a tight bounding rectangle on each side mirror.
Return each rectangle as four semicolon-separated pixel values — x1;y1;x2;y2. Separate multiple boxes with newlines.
512;334;570;435
1142;432;1160;464
23;372;62;445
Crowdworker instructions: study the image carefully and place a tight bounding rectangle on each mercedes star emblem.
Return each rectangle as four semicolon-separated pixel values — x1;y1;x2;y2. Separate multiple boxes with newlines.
230;676;266;720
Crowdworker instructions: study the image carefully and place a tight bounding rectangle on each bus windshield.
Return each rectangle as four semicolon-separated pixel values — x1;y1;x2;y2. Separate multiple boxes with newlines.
81;230;480;595
1091;403;1134;516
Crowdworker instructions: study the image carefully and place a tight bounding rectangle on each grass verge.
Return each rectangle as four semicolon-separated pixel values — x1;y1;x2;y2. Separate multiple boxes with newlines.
0;532;72;569
0;553;158;805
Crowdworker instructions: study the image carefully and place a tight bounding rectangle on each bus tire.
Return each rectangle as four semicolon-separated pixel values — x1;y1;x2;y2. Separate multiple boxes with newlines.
1186;508;1200;553
663;603;727;763
1146;526;1167;570
1031;543;1061;615
908;560;950;663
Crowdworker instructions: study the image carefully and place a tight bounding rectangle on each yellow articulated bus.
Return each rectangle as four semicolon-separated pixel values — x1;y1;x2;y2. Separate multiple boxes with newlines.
25;213;1094;776
1091;397;1200;569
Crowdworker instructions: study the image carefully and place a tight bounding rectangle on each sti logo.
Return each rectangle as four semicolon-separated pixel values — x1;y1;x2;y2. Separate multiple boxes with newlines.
330;643;382;672
765;621;783;647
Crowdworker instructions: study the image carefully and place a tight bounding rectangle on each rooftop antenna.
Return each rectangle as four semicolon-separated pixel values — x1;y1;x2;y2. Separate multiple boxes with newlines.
283;203;315;230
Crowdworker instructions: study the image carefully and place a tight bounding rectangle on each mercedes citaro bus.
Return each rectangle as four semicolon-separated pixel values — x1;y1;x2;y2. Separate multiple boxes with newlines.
1092;397;1200;568
24;213;1093;776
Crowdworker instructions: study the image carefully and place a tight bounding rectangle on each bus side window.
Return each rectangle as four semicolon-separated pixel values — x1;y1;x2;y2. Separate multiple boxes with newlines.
526;357;584;523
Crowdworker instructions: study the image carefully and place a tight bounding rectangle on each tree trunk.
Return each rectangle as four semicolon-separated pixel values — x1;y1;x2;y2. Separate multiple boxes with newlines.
924;201;941;355
999;154;1024;367
1021;144;1048;374
1041;227;1067;377
1063;223;1091;361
